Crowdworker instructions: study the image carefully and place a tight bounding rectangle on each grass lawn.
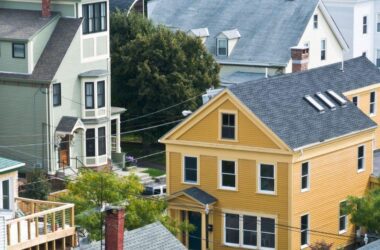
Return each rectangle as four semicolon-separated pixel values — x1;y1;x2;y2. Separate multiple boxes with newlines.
142;168;165;177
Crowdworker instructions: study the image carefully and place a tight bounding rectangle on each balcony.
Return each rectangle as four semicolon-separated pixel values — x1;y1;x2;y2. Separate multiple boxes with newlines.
6;197;76;250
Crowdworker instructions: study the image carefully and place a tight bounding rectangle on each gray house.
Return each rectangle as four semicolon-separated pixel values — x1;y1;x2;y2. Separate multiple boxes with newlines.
0;0;124;175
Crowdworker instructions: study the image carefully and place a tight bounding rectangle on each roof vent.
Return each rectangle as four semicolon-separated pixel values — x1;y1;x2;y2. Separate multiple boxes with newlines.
304;95;325;113
326;90;347;107
316;92;336;110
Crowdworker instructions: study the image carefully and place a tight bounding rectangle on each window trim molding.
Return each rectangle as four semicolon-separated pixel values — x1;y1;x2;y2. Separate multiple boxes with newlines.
0;178;13;211
82;1;108;35
12;43;26;59
369;91;376;116
52;83;62;107
217;38;228;56
377;13;380;32
257;162;277;195
301;161;310;192
300;213;310;248
218;109;238;142
313;14;318;29
182;155;200;185
352;96;359;107
218;159;238;191
357;144;365;173
320;39;327;61
363;15;368;34
339;200;348;234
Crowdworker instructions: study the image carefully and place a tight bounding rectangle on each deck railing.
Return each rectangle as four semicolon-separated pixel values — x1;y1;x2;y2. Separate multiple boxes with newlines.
6;197;75;250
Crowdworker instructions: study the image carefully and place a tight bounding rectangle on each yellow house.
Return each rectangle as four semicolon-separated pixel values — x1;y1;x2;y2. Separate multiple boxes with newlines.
159;56;380;250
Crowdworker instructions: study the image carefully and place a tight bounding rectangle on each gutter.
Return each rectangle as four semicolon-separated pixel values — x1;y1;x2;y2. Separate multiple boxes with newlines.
293;125;377;152
217;60;287;68
0;78;51;85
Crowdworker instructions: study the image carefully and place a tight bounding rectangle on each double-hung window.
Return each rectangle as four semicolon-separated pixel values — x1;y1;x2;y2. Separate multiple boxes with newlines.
370;91;376;115
220;160;236;189
225;213;275;249
339;201;347;233
2;180;10;210
184;156;198;183
357;145;365;171
82;2;107;34
86;129;96;157
98;127;106;155
259;164;275;194
97;81;105;108
53;83;61;107
301;162;310;191
321;39;326;61
377;13;380;32
12;43;25;58
363;16;368;34
221;113;236;140
313;14;318;29
85;82;94;109
377;50;380;68
217;39;228;56
352;96;358;107
300;214;309;247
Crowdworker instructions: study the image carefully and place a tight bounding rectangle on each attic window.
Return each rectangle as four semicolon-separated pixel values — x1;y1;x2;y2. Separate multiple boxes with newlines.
304;95;325;113
217;39;228;56
326;90;347;107
316;92;336;110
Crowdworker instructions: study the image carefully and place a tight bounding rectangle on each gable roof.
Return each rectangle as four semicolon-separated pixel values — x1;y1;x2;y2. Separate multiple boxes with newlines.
149;0;346;67
170;187;217;205
229;56;379;150
0;8;59;40
0;17;82;83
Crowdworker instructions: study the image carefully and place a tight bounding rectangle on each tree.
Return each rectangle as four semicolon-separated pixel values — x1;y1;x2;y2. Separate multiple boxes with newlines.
111;11;220;144
344;187;380;233
309;241;333;250
20;169;51;200
59;169;188;241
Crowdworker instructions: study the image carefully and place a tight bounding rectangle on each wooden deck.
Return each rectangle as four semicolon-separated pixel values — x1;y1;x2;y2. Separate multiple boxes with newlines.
6;197;76;250
369;175;380;189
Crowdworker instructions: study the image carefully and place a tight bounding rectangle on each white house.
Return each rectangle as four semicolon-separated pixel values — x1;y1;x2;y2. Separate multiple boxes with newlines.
324;0;380;67
149;0;349;85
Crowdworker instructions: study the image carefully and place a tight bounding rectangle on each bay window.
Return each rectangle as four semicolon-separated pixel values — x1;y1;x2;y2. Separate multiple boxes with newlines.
86;129;96;157
97;81;105;108
85;82;94;109
83;2;107;34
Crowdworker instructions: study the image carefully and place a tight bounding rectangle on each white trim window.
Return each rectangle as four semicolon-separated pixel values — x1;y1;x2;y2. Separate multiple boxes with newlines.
363;16;368;34
377;49;380;68
377;13;380;32
224;213;275;249
0;179;12;210
301;162;310;192
321;39;326;61
259;164;275;194
357;145;365;171
370;91;376;115
220;160;236;189
313;14;318;29
85;127;107;157
217;38;228;56
339;201;348;233
221;113;236;140
183;156;198;184
352;96;358;107
300;214;309;247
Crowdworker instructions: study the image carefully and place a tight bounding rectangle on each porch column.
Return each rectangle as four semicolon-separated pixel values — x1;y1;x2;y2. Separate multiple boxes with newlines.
116;116;121;153
201;212;207;250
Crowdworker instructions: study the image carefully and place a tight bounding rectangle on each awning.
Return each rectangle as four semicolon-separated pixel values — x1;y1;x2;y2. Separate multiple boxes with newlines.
56;116;85;135
0;157;25;173
168;187;217;207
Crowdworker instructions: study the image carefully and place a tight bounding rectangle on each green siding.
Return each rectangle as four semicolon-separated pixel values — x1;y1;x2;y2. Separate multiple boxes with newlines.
0;41;28;73
32;18;59;67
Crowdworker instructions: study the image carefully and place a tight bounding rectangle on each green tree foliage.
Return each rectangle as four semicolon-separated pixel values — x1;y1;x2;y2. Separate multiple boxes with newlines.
344;187;380;233
110;11;220;144
60;170;189;241
20;169;51;200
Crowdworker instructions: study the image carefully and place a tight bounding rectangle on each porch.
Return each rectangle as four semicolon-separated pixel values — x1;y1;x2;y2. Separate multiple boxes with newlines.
5;197;76;250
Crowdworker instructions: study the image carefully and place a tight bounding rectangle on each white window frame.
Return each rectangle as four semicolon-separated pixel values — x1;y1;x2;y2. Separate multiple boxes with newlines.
370;91;376;116
300;214;310;248
81;77;108;119
219;110;238;142
223;212;276;250
301;162;310;192
83;124;108;166
182;155;199;185
339;200;348;234
217;38;228;56
0;178;13;211
357;145;365;172
313;14;318;29
219;160;237;191
352;96;359;107
363;16;368;34
258;163;276;195
321;39;326;61
377;13;380;32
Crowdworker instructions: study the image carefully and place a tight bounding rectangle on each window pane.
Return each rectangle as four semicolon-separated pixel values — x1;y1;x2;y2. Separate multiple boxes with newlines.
86;129;95;157
2;180;9;210
371;92;376;102
222;161;235;174
261;218;275;233
301;231;308;245
185;157;197;170
261;164;274;177
226;214;239;228
243;231;257;246
261;233;275;248
358;146;364;157
222;127;235;139
302;163;309;175
185;169;197;182
301;215;308;230
85;83;94;109
184;157;197;182
243;216;257;231
226;229;239;244
13;43;25;58
97;81;105;108
98;127;106;155
339;216;346;231
225;213;239;244
302;176;308;190
222;174;236;187
261;178;274;191
53;84;61;106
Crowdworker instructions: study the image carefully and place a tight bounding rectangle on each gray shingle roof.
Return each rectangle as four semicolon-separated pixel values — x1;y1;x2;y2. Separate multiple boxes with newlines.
0;8;59;40
0;17;82;83
221;71;265;85
56;116;80;134
182;187;217;205
149;0;319;66
229;56;380;150
358;239;380;249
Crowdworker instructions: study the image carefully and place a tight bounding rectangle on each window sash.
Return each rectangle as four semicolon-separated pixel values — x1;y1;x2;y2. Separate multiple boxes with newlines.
313;14;318;29
321;40;326;60
53;83;61;106
86;129;96;157
370;92;376;114
13;43;25;58
221;113;236;139
98;127;106;156
2;180;10;210
221;161;236;188
83;2;107;34
218;39;228;56
97;81;105;108
300;215;309;246
353;96;358;106
184;157;197;183
377;14;380;32
358;145;364;170
363;16;367;34
260;164;275;192
85;82;94;109
301;162;309;190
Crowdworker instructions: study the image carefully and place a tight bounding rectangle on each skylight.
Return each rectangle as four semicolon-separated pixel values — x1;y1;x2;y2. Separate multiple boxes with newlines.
316;92;336;110
327;90;347;106
304;95;325;113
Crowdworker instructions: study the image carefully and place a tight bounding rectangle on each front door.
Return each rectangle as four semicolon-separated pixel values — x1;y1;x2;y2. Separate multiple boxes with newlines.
59;135;70;168
188;211;202;250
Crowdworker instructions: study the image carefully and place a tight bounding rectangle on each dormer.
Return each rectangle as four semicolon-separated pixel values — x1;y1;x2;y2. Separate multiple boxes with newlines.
187;28;209;44
216;29;241;57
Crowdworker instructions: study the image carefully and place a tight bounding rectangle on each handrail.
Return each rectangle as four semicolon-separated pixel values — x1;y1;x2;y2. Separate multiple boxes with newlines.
15;197;68;206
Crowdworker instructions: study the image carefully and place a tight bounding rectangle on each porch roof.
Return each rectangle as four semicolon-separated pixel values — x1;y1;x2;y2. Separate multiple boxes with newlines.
170;187;217;205
0;157;25;173
56;116;85;135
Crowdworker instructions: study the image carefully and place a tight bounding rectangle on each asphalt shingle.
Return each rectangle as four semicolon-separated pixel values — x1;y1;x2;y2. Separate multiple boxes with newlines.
181;187;217;205
229;56;380;150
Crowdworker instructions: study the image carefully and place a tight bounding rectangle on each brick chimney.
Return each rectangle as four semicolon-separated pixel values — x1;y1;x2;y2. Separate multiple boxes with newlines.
41;0;51;17
105;207;125;250
291;47;309;73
